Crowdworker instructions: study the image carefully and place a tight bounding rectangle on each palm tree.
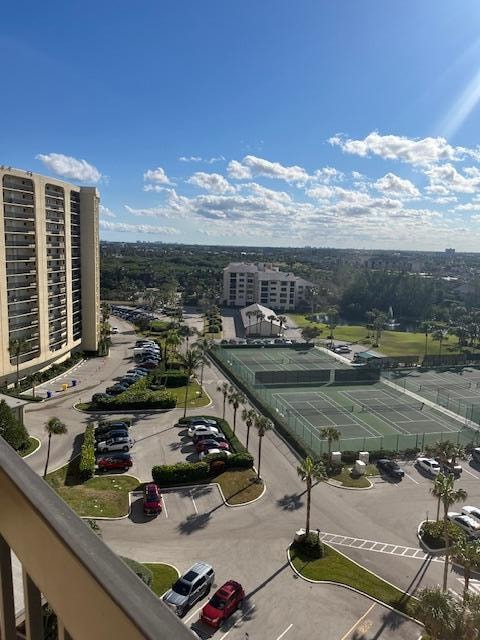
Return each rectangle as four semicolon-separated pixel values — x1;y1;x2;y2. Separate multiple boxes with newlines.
427;440;465;471
320;427;341;462
241;408;257;450
267;314;277;337
452;538;480;603
164;329;181;368
254;415;272;480
435;473;468;591
245;310;256;336
43;417;67;478
420;320;433;357
414;587;457;640
179;325;197;349
297;457;327;535
326;307;338;347
101;302;111;324
9;338;28;389
193;337;212;396
228;387;245;434
372;311;387;346
177;349;203;418
216;381;230;419
277;315;287;335
255;311;265;336
432;328;447;357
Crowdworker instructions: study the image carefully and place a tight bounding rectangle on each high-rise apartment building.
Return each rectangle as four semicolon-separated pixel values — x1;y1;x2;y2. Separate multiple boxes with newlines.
0;167;100;386
222;262;313;311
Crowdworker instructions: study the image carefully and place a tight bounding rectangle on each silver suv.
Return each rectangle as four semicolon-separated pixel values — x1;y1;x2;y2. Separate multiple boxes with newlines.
163;561;215;616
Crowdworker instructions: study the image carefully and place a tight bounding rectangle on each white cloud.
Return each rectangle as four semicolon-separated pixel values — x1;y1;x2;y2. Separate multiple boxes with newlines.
374;172;420;197
425;163;480;194
329;132;480;167
36;153;102;182
455;202;480;211
227;159;252;180
186;172;235;194
237;155;310;184
99;220;179;234
179;155;225;164
312;167;344;183
143;166;172;185
305;185;335;200
99;204;116;218
143;184;170;193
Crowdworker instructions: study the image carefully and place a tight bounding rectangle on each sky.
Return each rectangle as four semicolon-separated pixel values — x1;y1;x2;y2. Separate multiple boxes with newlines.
3;1;480;250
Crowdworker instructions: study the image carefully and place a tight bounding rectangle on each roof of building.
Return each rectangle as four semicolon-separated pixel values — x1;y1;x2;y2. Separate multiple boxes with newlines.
224;262;314;286
0;393;30;409
240;303;282;328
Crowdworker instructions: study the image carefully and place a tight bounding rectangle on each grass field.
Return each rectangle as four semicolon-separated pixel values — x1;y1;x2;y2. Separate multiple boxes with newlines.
168;381;210;409
19;437;40;457
290;543;415;616
46;456;140;518
288;314;466;356
143;563;179;596
215;468;263;504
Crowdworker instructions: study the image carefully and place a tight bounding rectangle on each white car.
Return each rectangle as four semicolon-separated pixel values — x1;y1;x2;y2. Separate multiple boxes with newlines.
190;417;218;426
187;424;219;438
448;512;480;539
96;436;134;453
416;457;441;476
111;327;119;334
462;506;480;524
199;448;232;460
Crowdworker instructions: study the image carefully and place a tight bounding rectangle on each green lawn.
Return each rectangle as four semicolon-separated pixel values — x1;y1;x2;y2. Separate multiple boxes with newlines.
168;381;210;409
46;456;140;518
288;314;467;356
19;437;40;457
143;563;179;596
329;465;376;488
290;543;415;616
215;468;264;504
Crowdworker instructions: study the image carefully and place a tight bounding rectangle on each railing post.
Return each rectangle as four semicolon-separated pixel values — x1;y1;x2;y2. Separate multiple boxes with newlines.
0;534;16;640
22;568;44;640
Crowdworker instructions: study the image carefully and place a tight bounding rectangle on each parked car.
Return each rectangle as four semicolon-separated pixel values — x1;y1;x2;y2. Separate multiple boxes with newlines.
472;447;480;464
96;436;134;454
105;385;127;396
199;448;232;460
163;562;215;617
438;458;463;477
415;457;441;476
193;433;228;446
195;438;230;454
111;327;119;334
96;453;133;472
376;459;405;479
188;424;220;438
462;506;480;523
201;580;245;628
191;417;218;426
95;428;128;442
448;512;480;539
143;483;162;515
137;360;158;369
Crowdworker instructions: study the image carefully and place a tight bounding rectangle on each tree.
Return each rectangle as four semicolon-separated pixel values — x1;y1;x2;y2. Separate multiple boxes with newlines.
320;427;341;462
164;330;181;368
326;307;338;346
245;310;256;336
301;326;322;344
253;415;272;480
267;314;277;337
451;538;480;604
372;311;387;346
179;325;197;349
255;311;265;335
43;417;67;478
277;315;287;335
414;587;457;640
192;337;212;396
216;381;230;419
177;349;203;418
297;457;327;535
429;441;465;519
8;338;28;389
241;408;257;450
101;302;111;324
434;472;468;592
228;387;245;434
420;321;433;357
432;328;447;356
0;400;29;451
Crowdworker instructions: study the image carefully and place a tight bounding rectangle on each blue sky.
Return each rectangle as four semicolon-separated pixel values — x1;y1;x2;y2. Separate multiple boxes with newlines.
3;1;480;249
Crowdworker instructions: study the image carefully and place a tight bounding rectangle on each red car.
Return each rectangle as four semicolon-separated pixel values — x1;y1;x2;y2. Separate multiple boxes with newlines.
201;580;245;628
195;439;230;454
96;453;132;472
143;483;162;515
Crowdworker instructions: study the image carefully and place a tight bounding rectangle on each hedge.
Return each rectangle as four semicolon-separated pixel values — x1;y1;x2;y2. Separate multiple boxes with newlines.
154;371;189;388
79;423;95;480
202;451;254;469
121;557;153;587
152;462;210;484
176;415;246;454
93;378;176;410
340;448;420;463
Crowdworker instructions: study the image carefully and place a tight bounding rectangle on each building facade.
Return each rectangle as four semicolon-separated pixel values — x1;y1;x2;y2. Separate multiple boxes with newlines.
240;303;283;337
0;167;100;385
222;262;313;311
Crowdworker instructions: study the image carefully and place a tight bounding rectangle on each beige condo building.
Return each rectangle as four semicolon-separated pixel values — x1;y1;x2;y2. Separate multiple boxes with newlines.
0;167;100;386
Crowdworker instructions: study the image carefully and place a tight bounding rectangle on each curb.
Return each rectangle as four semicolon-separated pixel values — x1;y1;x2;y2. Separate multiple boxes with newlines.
286;544;422;627
162;479;266;508
416;520;449;555
21;437;41;459
325;476;374;491
23;358;86;396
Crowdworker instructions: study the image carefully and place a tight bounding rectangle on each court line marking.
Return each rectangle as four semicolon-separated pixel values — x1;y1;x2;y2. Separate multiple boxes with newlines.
338;603;375;640
276;623;294;640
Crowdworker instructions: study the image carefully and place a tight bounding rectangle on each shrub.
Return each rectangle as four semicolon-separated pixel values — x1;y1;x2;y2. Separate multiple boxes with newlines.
0;400;29;451
161;371;189;388
420;520;466;549
79;423;95;480
225;452;254;468
293;532;325;559
152;462;210;484
121;557;153;587
94;378;176;410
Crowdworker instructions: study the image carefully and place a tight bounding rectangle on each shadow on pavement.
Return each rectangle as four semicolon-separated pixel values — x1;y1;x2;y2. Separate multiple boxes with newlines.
129;497;158;524
177;512;211;535
276;493;304;511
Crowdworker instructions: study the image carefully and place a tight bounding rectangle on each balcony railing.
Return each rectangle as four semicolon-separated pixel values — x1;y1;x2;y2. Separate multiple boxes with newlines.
0;438;194;640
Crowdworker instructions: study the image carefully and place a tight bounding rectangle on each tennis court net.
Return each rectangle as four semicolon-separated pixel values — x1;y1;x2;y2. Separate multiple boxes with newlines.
280;401;425;417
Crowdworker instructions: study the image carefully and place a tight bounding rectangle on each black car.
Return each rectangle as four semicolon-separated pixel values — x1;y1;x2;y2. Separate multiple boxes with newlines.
377;459;405;478
95;422;129;439
94;428;128;442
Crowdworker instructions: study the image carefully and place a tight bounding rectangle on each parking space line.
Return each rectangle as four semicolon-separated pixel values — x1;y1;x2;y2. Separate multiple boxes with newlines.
404;472;420;485
162;494;168;519
462;467;480;479
184;602;205;623
219;604;256;639
276;623;293;639
338;603;375;640
190;490;198;515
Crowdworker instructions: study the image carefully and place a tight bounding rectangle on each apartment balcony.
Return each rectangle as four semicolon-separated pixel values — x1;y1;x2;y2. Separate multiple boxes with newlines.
9;307;38;319
0;438;192;640
8;293;38;305
2;194;35;206
5;241;36;249
2;176;34;192
46;241;65;249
